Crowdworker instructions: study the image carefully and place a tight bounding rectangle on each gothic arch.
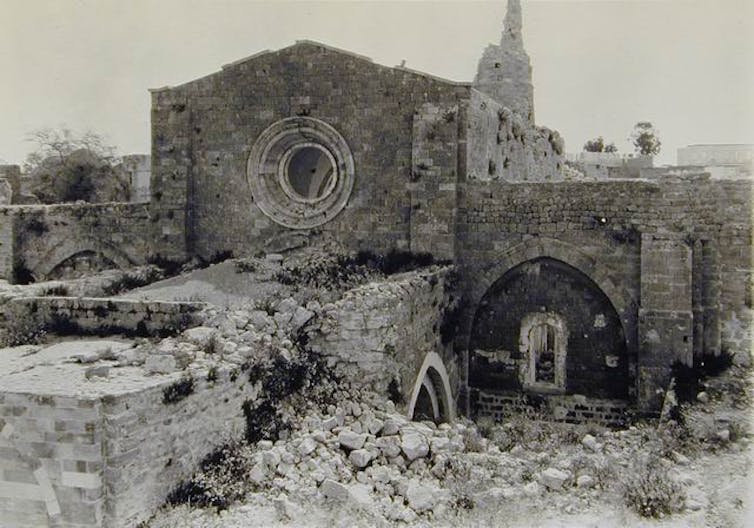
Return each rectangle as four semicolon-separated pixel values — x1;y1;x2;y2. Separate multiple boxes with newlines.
407;352;455;423
464;237;638;356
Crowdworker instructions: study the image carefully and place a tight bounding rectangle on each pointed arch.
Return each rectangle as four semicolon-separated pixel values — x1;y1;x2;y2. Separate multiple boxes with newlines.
407;352;455;423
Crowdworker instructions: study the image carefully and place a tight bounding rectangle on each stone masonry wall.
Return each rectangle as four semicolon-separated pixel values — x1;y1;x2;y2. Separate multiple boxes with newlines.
0;393;104;527
0;203;151;282
457;176;753;409
150;42;471;262
100;365;257;527
305;268;457;411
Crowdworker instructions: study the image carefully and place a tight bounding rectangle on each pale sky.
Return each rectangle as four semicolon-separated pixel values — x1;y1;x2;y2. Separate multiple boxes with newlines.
1;0;753;166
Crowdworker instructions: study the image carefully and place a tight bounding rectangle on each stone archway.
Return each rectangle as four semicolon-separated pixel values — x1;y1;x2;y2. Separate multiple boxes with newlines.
31;239;133;281
464;237;638;357
469;256;634;401
407;352;455;423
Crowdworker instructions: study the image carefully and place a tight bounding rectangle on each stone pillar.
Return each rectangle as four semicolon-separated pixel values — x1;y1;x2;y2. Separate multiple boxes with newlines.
701;239;722;356
408;102;460;261
149;89;191;262
638;233;693;410
0;208;15;281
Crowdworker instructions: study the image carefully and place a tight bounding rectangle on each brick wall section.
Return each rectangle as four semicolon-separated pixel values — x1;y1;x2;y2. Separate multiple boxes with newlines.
0;365;259;527
150;42;471;261
0;203;151;282
1;297;203;339
475;390;628;427
0;393;103;527
305;268;457;410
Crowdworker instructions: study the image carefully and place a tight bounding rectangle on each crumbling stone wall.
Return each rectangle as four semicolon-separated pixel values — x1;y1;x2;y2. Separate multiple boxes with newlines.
0;297;203;340
305;268;458;412
0;203;150;282
474;0;533;122
465;90;563;182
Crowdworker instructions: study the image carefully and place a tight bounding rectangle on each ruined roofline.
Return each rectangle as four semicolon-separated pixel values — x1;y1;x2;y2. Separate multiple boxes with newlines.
149;39;470;93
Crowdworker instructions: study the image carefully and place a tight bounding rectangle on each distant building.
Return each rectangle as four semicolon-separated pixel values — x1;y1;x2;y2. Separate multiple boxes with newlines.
677;144;754;179
565;152;653;179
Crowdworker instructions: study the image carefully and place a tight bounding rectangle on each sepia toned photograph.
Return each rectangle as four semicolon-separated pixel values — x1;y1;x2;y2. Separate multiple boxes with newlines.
0;1;752;526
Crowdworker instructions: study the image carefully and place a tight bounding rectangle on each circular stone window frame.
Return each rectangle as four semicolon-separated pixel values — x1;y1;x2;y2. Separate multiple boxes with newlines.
247;117;355;229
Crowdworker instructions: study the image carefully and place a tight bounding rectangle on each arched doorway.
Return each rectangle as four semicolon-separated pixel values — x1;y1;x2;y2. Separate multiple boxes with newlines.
469;257;633;400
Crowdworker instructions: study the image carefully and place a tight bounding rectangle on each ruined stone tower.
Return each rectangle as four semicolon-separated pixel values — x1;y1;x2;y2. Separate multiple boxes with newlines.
474;0;535;122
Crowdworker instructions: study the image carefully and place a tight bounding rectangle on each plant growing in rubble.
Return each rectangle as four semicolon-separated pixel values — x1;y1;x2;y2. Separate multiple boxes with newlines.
622;455;685;518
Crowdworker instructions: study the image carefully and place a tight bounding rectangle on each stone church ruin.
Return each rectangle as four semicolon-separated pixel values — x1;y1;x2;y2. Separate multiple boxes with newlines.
0;1;751;526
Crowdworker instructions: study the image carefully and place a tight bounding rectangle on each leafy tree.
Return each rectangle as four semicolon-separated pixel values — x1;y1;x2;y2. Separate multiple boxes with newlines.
583;136;605;153
630;121;661;156
24;128;129;203
583;136;618;153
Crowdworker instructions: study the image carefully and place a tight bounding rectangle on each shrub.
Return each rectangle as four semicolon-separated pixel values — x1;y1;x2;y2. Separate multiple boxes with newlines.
234;258;258;273
102;265;165;295
204;333;222;355
25;217;49;236
622;457;685;518
0;314;47;347
166;440;252;510
163;375;195;405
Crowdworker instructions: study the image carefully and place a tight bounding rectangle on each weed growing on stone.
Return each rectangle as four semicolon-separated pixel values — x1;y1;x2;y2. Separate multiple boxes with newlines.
0;314;47;347
163;375;195;405
165;440;253;510
42;285;70;296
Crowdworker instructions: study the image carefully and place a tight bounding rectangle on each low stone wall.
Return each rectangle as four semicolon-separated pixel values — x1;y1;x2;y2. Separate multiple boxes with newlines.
305;267;458;410
1;297;204;339
0;364;258;527
474;390;629;427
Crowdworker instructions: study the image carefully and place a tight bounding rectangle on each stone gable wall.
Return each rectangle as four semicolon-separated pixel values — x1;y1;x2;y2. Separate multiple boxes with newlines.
150;43;470;262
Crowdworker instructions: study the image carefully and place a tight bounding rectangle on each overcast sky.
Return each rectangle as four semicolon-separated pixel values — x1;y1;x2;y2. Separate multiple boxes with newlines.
1;0;753;166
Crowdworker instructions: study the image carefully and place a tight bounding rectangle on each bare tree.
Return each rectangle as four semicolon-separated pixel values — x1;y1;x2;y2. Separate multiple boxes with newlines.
24;127;129;203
